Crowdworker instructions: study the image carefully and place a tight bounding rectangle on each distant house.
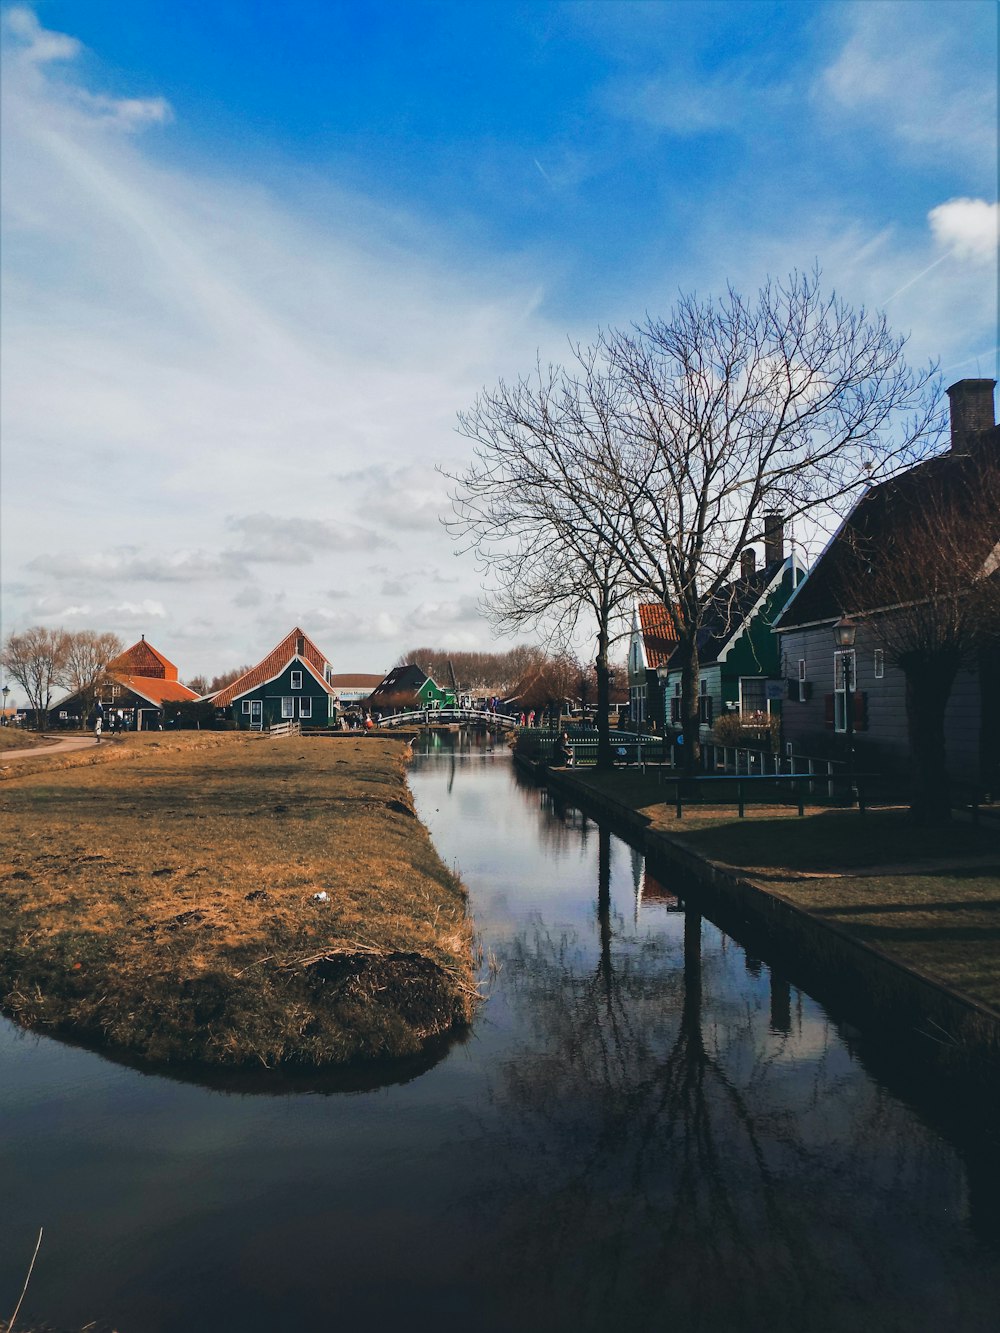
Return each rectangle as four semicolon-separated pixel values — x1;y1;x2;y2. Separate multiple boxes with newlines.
626;602;679;729
328;674;385;711
774;378;1000;788
659;516;807;737
49;636;198;730
211;627;337;730
365;663;455;715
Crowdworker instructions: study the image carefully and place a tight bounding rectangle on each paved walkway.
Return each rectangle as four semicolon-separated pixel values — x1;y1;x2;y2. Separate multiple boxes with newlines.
1;735;105;760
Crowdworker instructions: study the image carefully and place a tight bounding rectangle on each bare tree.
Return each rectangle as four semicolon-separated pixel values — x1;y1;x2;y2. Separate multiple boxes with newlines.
449;359;636;768
63;630;125;721
1;627;70;727
585;270;941;773
834;440;1000;821
208;665;253;694
451;272;939;775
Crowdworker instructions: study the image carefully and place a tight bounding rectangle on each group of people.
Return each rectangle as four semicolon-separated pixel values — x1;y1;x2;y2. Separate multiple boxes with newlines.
339;711;380;732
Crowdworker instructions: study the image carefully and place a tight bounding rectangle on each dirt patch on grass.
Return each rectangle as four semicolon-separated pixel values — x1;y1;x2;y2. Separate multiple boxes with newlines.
0;733;477;1068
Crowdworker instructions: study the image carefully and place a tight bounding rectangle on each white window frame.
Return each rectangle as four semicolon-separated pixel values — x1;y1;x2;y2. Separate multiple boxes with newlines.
874;648;884;680
738;676;769;718
242;700;251;714
798;658;806;682
281;697;295;719
290;670;303;690
299;696;312;719
833;650;856;733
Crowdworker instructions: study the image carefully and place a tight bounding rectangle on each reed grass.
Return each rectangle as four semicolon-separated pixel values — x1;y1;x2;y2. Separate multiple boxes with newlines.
0;733;476;1067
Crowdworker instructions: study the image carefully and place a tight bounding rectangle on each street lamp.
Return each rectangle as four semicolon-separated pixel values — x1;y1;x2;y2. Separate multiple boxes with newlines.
1;683;9;724
834;616;857;797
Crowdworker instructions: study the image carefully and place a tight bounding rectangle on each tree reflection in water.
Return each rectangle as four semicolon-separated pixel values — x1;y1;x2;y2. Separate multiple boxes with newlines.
473;819;1000;1332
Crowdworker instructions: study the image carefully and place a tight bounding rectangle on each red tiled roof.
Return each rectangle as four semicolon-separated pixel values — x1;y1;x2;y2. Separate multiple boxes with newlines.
118;675;199;706
108;638;178;681
212;627;335;707
637;604;680;667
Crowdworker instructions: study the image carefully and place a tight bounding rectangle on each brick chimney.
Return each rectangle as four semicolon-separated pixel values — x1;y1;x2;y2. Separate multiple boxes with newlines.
763;512;784;567
946;378;996;451
740;547;756;580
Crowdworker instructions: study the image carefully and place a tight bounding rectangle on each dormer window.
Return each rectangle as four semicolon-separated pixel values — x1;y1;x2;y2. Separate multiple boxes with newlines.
291;670;303;690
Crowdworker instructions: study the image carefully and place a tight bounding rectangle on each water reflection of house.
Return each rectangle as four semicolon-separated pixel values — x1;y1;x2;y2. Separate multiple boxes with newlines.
50;636;198;730
637;864;681;912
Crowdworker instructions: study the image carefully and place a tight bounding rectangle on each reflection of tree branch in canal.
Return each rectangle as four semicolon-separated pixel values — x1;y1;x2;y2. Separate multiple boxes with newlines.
473;830;998;1328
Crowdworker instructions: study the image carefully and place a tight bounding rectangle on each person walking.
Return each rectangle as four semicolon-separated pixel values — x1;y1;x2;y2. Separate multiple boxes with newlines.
94;714;102;744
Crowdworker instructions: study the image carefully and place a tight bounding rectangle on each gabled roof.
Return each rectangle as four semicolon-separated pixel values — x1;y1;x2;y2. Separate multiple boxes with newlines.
212;627;335;707
367;664;429;701
117;675;199;706
636;603;680;668
107;637;179;681
695;557;799;664
775;430;1000;632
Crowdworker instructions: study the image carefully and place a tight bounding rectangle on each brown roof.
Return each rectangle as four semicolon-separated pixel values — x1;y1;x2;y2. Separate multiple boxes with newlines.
637;603;680;668
107;638;179;681
117;675;198;706
328;674;384;688
212;627;335;707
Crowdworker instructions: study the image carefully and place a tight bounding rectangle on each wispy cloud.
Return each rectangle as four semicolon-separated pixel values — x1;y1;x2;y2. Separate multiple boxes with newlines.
1;8;559;672
818;1;997;175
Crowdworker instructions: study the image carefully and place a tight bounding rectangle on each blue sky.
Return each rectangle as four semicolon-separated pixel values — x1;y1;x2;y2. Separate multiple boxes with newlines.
1;1;997;682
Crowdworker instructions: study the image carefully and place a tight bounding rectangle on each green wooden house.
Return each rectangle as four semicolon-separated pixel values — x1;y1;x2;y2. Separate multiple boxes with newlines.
365;663;455;715
211;627;337;729
659;530;807;738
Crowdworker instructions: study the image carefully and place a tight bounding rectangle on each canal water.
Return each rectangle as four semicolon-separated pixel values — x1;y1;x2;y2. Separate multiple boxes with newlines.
2;732;999;1331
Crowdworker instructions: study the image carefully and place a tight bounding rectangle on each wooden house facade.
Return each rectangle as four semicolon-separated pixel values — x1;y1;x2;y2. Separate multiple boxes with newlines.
365;664;455;715
658;523;807;739
211;627;337;729
49;636;198;730
774;378;1000;788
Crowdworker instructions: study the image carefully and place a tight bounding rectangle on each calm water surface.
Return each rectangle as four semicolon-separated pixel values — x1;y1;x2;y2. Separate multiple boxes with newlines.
2;732;999;1331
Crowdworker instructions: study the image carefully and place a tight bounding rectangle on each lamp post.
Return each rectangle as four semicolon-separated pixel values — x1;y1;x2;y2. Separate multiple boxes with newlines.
834;616;857;798
1;683;9;725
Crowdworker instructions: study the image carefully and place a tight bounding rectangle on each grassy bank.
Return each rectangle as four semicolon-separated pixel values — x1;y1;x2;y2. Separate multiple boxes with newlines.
0;733;476;1067
572;770;1000;1013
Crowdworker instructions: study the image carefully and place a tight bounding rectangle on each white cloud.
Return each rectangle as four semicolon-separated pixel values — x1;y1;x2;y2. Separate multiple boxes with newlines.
0;9;561;672
3;6;81;63
928;198;999;265
818;2;997;175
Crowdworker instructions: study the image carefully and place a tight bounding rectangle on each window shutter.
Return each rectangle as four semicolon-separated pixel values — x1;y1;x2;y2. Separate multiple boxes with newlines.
823;693;835;729
853;691;868;732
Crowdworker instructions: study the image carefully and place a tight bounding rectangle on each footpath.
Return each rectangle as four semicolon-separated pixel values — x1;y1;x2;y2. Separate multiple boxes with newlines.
530;759;1000;1079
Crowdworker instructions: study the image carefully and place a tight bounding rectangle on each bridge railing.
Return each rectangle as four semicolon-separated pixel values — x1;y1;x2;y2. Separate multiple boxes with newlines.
378;708;518;729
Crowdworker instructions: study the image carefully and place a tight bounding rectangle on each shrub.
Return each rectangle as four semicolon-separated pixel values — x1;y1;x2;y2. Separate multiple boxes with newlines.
712;710;781;753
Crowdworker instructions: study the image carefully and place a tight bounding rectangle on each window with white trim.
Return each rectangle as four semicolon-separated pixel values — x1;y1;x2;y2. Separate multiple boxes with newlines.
833;650;856;732
874;649;884;680
739;677;767;717
242;700;251;714
281;697;295;719
299;697;312;719
798;658;806;682
698;678;713;724
290;670;303;689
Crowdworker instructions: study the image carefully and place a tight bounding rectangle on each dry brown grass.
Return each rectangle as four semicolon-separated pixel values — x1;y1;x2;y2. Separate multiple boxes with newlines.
0;732;476;1068
0;729;62;752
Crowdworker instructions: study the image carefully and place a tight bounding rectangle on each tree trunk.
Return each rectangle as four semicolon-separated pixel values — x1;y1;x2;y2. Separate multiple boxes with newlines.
902;651;960;826
677;636;702;778
595;636;614;771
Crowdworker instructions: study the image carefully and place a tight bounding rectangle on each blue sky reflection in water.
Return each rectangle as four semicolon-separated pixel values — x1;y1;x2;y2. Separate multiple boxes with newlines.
1;734;998;1331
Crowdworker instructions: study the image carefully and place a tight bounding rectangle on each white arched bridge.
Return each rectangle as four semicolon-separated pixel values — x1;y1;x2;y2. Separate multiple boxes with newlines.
377;707;520;729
